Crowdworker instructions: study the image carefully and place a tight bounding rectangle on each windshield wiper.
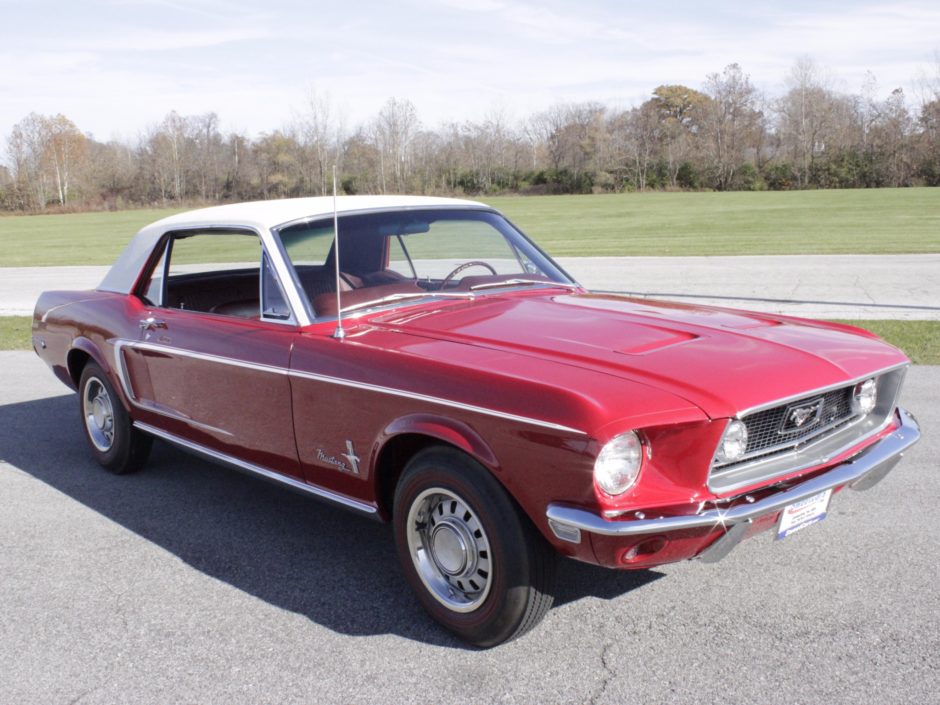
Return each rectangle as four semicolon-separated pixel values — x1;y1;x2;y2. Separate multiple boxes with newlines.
468;279;581;292
340;291;475;314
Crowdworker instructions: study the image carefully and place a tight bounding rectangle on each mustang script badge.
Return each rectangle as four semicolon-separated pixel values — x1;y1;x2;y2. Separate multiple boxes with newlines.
317;440;361;475
779;398;825;433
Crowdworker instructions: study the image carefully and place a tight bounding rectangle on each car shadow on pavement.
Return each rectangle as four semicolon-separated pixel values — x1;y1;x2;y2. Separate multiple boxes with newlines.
1;394;662;648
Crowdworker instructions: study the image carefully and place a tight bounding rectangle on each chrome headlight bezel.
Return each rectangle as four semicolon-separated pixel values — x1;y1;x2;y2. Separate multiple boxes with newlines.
852;378;878;416
594;431;645;496
715;419;749;465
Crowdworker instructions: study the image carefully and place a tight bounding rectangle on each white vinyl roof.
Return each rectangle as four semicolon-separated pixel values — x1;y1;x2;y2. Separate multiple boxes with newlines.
98;195;490;295
145;195;487;234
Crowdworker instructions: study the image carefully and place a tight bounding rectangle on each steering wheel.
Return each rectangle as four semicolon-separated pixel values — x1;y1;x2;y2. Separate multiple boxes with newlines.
439;261;498;290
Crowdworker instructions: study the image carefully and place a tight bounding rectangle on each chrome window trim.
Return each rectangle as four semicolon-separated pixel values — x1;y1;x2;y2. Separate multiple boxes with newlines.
113;339;586;436
132;225;306;327
733;361;908;418
263;224;315;325
272;205;578;323
259;249;295;324
132;421;378;517
272;206;496;326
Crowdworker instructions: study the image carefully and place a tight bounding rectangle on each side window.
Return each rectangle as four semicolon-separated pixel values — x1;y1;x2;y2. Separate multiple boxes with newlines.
261;252;291;320
138;231;293;322
141;241;169;306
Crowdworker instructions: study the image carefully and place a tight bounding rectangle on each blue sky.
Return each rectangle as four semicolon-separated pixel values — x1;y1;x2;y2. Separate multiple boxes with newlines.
1;0;938;146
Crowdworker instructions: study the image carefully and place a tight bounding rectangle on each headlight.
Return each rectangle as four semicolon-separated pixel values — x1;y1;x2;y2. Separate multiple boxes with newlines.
715;419;748;464
594;431;644;496
852;378;877;415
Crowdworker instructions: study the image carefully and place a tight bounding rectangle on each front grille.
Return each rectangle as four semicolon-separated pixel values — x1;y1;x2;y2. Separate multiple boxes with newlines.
707;366;907;494
714;385;860;471
742;387;856;456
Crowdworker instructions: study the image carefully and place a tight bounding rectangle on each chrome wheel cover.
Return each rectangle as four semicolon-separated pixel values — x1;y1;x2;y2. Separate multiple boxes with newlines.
406;487;493;613
83;377;115;452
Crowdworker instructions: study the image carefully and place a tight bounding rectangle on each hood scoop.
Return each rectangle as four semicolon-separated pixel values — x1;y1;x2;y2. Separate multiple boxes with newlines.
615;329;698;355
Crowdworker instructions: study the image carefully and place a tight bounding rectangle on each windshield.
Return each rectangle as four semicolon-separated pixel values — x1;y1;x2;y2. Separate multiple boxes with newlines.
276;208;575;318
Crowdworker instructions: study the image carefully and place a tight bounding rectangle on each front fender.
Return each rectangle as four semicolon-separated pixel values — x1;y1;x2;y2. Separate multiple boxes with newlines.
377;413;500;471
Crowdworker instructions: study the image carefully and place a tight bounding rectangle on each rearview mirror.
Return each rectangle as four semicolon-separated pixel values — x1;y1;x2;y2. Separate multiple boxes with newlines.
378;220;430;236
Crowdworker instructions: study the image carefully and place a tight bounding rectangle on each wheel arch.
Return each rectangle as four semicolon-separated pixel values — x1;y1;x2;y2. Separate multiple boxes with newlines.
67;337;113;387
373;413;501;520
68;338;132;411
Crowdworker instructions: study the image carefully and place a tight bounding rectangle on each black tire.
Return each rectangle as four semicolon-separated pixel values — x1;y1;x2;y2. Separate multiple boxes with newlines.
78;361;152;474
393;446;556;647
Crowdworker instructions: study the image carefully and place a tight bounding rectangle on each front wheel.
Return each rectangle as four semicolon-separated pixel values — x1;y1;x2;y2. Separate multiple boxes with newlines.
393;447;556;647
78;361;152;474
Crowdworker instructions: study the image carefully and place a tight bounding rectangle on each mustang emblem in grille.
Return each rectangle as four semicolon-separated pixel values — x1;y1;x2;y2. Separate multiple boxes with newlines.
779;398;825;433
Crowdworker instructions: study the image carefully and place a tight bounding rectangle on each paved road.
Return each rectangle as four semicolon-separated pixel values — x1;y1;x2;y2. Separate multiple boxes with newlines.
1;352;938;705
559;254;940;321
2;254;938;319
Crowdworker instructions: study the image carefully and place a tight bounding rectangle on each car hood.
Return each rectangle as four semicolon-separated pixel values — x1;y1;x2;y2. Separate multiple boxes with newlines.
370;291;908;419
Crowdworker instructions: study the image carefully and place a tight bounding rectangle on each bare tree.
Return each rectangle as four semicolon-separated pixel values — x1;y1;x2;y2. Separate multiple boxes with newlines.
295;91;345;195
7;114;49;209
5;113;87;209
775;58;843;187
703;64;763;189
372;98;419;193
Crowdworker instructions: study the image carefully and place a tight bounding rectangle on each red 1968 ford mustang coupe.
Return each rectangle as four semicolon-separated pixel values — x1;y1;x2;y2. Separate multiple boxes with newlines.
33;196;920;646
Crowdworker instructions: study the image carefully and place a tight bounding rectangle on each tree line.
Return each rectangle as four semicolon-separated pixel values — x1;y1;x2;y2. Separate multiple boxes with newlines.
2;59;939;213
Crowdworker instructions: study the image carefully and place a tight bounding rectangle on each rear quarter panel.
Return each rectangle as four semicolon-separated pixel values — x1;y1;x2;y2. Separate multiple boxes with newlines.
34;290;148;396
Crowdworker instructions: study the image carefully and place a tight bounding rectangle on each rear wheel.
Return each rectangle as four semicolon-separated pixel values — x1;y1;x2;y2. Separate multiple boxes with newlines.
393;446;556;647
78;361;152;474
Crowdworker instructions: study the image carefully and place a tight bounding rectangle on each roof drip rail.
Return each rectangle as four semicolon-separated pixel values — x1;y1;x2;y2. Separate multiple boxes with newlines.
331;165;346;340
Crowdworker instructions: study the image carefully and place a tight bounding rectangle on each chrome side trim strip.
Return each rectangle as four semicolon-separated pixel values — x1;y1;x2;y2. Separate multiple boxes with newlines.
115;339;586;436
287;368;586;435
546;407;919;543
118;340;289;377
114;340;139;402
133;421;378;517
113;341;262;437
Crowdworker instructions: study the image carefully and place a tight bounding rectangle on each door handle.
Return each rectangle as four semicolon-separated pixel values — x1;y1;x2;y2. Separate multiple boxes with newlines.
139;317;168;331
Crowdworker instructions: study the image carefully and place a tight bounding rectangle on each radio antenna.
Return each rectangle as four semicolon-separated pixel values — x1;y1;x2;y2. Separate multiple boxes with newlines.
331;164;346;340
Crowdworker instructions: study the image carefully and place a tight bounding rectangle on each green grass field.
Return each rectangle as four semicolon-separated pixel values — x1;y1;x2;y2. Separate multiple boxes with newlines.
497;188;940;257
3;314;937;363
0;207;186;267
0;317;33;351
1;188;938;266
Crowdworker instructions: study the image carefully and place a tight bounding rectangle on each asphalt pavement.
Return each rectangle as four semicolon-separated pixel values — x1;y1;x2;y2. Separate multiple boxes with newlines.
2;254;939;319
1;352;938;705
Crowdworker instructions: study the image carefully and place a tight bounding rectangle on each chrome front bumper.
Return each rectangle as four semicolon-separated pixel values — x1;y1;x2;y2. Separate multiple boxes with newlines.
546;407;920;561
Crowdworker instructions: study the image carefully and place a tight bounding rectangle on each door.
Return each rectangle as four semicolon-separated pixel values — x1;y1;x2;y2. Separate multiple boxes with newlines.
119;229;303;479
